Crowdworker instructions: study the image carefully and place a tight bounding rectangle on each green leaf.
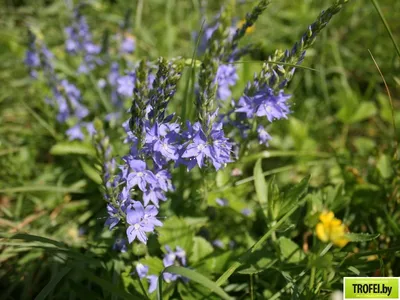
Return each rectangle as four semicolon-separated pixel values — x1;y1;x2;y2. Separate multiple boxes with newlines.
157;216;194;255
35;267;71;300
277;237;305;264
79;158;102;184
377;154;393;179
254;159;268;220
237;248;277;274
140;256;164;275
190;237;214;263
50;141;96;157
163;266;232;300
349;102;377;123
345;233;380;242
308;253;333;269
267;177;281;221
277;175;310;219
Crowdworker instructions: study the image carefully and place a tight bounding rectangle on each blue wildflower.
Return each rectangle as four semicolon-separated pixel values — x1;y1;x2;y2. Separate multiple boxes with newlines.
216;198;228;207
162;245;187;282
126;203;153;244
112;238;127;252
105;204;120;230
215;64;238;100
241;208;252;216
236;87;291;121
121;36;135;54
147;275;158;293
123;157;157;191
136;263;149;279
213;239;224;249
257;125;272;146
117;73;135;97
66;124;84;141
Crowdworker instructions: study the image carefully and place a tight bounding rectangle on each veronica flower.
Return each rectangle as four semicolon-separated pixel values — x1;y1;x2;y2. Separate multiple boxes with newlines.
162;245;187;282
236;87;291;122
154;169;173;192
112;238;127;252
216;198;228;207
126;203;153;244
136;263;149;279
123;158;157;191
181;129;210;169
65;9;102;72
121;36;135;54
241;208;252;216
213;239;224;249
141;204;163;228
108;62;120;87
25;50;40;69
144;122;180;165
257;125;272;146
147;275;158;293
143;188;166;207
53;93;70;123
66;124;84;141
215;64;238;100
117;73;135;97
105;204;120;230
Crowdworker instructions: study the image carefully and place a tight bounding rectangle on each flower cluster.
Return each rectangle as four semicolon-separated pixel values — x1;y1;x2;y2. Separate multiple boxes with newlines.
25;32;91;136
65;8;102;73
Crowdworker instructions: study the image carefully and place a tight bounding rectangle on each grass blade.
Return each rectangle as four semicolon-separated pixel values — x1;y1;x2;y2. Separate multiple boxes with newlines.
35;267;71;300
163;266;232;300
370;0;400;59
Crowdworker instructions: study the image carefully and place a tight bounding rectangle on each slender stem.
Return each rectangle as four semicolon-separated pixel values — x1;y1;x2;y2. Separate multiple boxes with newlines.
309;267;315;291
250;274;254;300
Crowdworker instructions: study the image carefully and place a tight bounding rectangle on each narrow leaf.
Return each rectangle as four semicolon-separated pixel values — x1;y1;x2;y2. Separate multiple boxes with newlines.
345;233;380;242
163;266;232;300
254;159;268;219
35;267;71;300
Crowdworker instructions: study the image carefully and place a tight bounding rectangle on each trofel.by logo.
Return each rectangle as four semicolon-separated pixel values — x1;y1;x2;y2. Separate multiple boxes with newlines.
344;277;400;299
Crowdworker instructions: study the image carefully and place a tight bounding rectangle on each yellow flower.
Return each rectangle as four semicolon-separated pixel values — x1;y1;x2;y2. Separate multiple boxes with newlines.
237;19;255;34
316;211;349;247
